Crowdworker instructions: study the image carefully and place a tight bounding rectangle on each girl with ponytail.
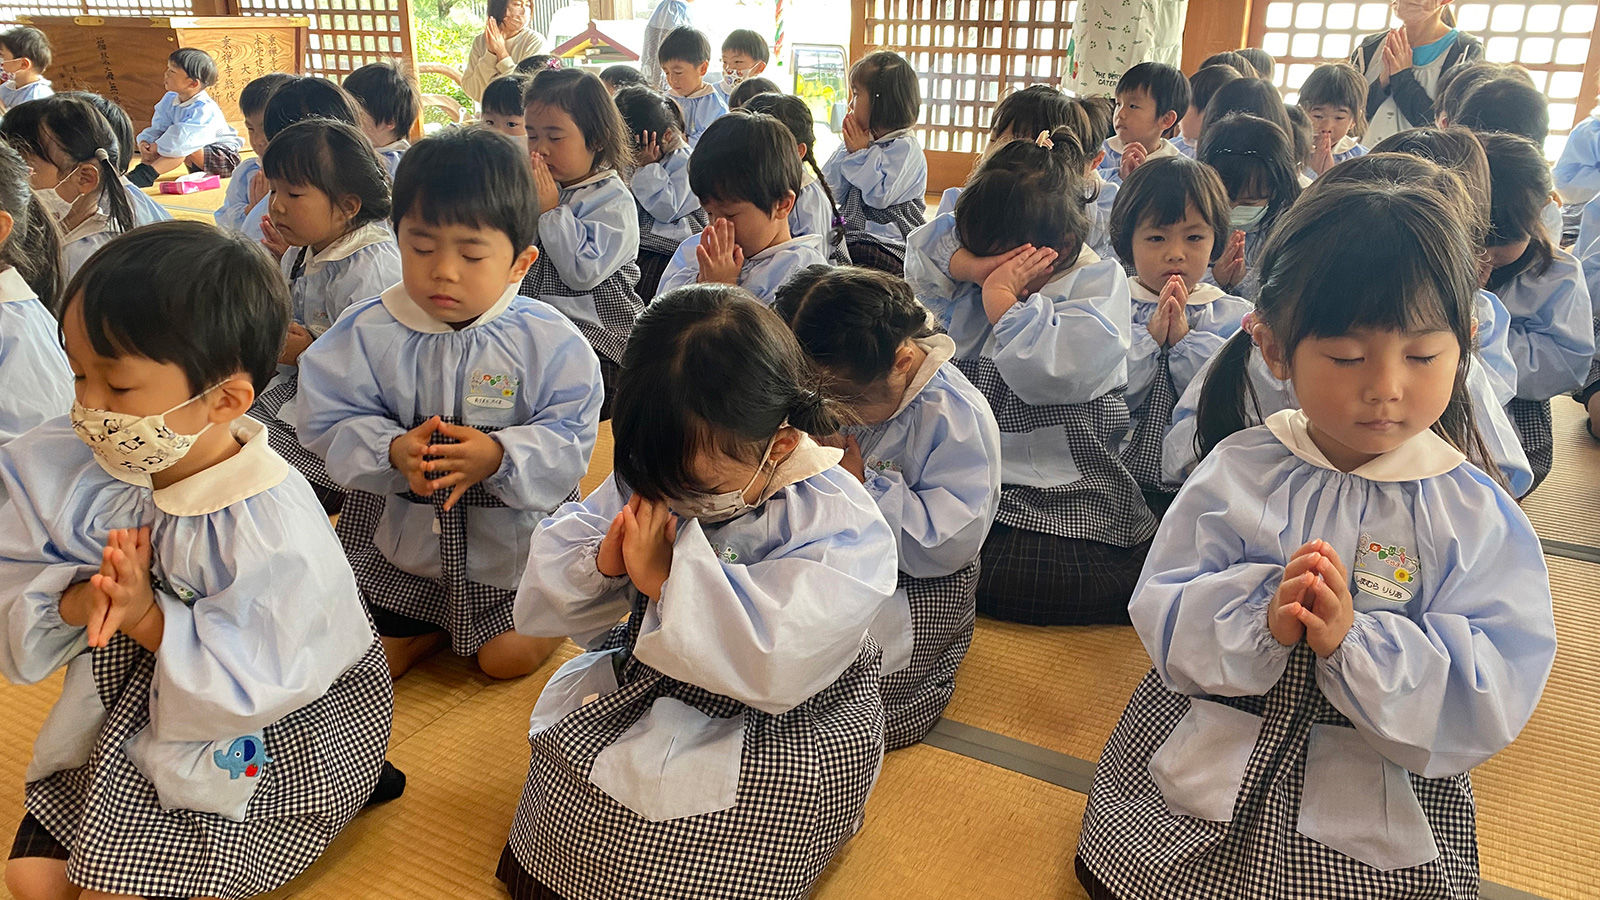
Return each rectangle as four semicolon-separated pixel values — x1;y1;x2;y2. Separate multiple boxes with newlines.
745;92;851;265
0;139;70;451
1077;177;1553;900
0;95;134;278
776;264;1001;749
905;126;1155;626
504;282;897;900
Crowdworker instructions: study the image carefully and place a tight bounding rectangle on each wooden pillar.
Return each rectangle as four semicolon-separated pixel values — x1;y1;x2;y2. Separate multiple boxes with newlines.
1180;0;1253;73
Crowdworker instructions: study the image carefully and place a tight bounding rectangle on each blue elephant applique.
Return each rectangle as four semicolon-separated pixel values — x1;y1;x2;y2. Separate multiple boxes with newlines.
213;735;272;780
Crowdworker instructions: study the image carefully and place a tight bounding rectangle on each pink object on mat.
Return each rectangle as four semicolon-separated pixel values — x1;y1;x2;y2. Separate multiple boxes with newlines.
159;173;222;194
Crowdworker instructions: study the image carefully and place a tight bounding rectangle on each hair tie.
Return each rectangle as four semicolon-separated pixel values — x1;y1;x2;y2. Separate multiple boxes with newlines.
546;58;562;70
1035;130;1054;149
1242;311;1259;344
94;147;110;162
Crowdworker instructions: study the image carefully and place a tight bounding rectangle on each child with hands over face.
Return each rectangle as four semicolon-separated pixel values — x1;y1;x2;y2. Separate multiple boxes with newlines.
1076;179;1555;900
613;84;707;299
295;126;603;682
501;283;897;900
0;223;393;900
905;127;1156;626
519;67;642;418
823;50;927;273
776;265;1001;749
657;111;829;304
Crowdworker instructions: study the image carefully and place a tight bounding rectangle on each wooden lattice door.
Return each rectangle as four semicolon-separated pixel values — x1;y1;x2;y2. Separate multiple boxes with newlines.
851;0;1078;191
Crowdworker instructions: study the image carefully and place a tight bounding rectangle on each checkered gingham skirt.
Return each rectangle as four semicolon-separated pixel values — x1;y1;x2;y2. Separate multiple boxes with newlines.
636;204;708;258
838;185;924;276
520;249;643;367
1119;350;1179;496
1507;397;1554;491
500;596;887;900
954;358;1157;549
1076;645;1479;900
882;561;978;750
250;374;341;493
1576;316;1600;405
335;416;579;657
21;632;392;899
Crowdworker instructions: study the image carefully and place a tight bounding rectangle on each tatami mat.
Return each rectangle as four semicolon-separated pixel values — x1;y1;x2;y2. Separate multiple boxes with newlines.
2;385;1599;898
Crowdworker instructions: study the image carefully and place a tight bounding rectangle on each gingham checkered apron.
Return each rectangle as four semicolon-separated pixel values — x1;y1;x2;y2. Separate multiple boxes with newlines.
520;248;643;367
1506;397;1553;491
250;376;340;493
881;563;978;750
837;183;925;243
24;630;392;899
1077;645;1479;900
335;416;579;657
502;595;887;900
954;357;1157;548
1120;350;1178;496
635;203;708;258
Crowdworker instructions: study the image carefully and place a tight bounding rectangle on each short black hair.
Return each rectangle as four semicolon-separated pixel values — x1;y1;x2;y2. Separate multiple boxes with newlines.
169;48;217;88
1284;103;1313;165
1198;112;1302;233
481;74;531;116
1198;50;1258;78
599;65;646;89
956;127;1089;261
1202;77;1290;137
1436;61;1507;125
614;84;687;150
262;118;391;229
526;67;634;176
239;72;296;117
1298;62;1368;136
0;27;51;72
1115;62;1190;121
850;50;920;134
1077;94;1116;142
658;25;711;66
729;76;781;109
1481;130;1555;287
613;283;842;501
1370;126;1491;238
515;54;559;75
991;84;1079;142
487;0;522;25
68;221;290;393
690;111;802;214
263;76;360;139
722;29;770;63
1237;48;1275;81
1187;64;1242;115
774;265;935;385
391;125;539;253
1456;77;1551;143
1110;154;1232;264
343;60;420;143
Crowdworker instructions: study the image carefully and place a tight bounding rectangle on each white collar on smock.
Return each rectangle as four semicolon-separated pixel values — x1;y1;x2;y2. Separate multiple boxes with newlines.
62;212;111;245
671;83;715;100
298;221;394;273
1106;135;1178;159
886;333;957;419
0;266;35;304
1129;277;1230;307
380;279;519;334
1265;408;1465;482
97;416;289;516
561;168;618;192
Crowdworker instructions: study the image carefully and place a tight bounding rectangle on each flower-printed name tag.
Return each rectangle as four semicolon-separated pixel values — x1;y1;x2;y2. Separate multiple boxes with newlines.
1353;533;1419;606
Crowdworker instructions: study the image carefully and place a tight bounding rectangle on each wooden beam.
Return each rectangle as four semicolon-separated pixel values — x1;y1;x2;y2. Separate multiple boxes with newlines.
1181;0;1253;73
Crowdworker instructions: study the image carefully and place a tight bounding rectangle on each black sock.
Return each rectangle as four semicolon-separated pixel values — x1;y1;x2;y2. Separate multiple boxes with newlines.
127;164;158;188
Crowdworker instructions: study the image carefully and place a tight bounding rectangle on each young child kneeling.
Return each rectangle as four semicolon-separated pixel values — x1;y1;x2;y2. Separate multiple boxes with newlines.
0;222;393;900
297;126;603;681
500;283;898;899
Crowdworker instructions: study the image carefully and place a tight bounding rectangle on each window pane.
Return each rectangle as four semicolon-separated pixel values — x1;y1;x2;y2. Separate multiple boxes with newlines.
1357;2;1391;29
1266;1;1294;27
1488;3;1525;32
1557;36;1591;64
1325;2;1357;28
1264;31;1291;56
1295;2;1325;28
1526;3;1561;30
1292;32;1321;57
1485;35;1521;60
1520;35;1555;63
1456;3;1491;30
1563;4;1596;33
1323;33;1352;57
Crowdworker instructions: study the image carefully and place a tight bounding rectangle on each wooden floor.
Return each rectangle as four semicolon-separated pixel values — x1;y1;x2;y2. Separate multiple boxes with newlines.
4;178;1592;899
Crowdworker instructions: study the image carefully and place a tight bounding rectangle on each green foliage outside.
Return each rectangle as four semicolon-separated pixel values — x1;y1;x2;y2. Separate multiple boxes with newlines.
413;2;481;126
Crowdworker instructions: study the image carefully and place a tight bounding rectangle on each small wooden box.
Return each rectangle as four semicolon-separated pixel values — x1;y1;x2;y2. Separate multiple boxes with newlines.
18;15;309;135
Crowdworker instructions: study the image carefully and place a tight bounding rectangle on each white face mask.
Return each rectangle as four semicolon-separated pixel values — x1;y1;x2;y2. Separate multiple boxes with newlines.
1230;204;1267;229
70;389;217;476
34;177;73;223
666;435;778;524
721;69;746;89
